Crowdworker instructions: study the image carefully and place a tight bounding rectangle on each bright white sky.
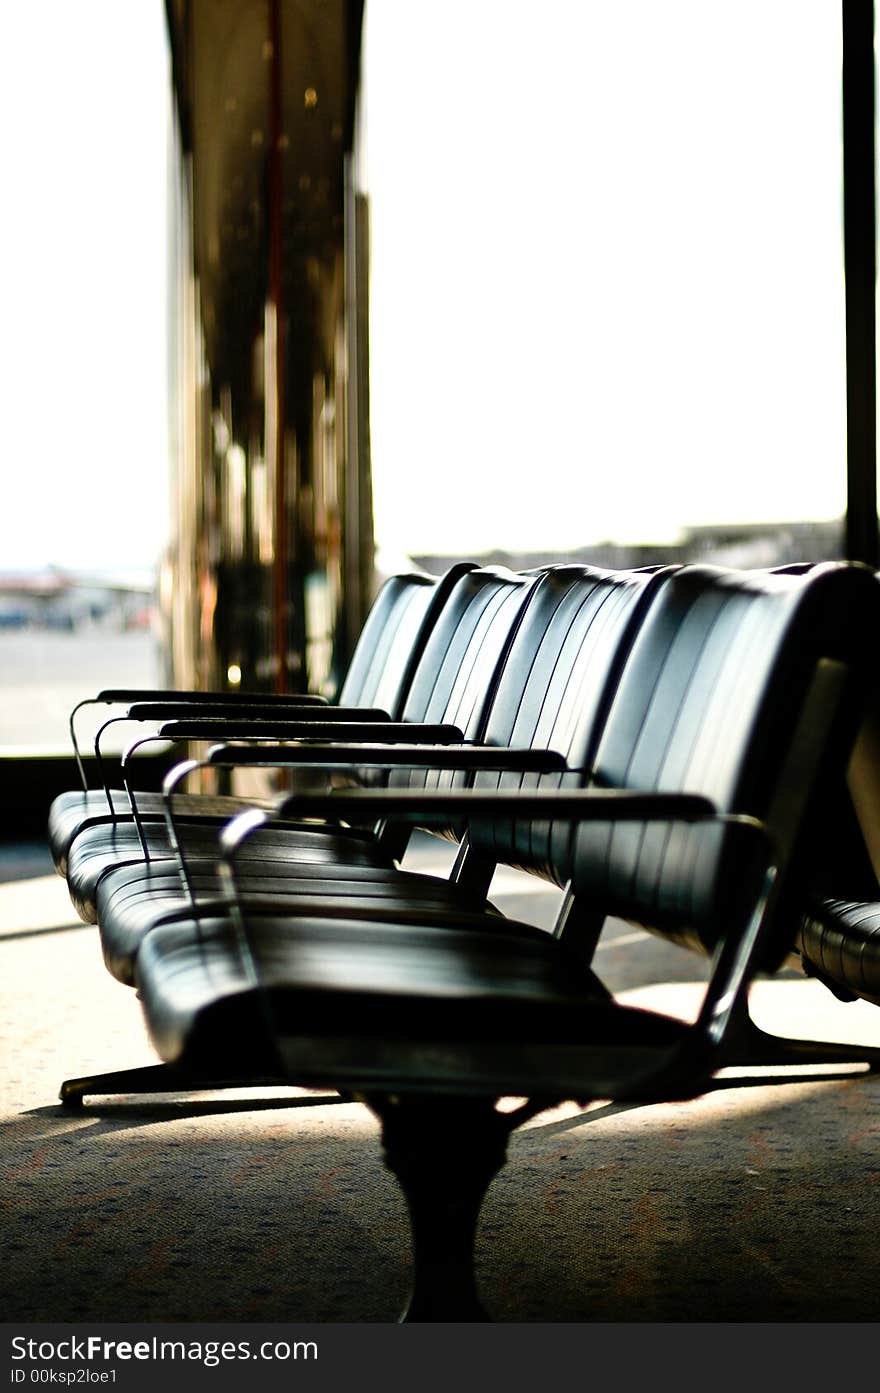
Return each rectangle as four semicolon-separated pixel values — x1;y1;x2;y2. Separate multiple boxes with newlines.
0;0;847;570
362;0;847;555
0;0;169;573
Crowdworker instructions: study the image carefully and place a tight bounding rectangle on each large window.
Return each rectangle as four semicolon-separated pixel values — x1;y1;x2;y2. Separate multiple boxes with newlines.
0;2;169;751
359;0;846;570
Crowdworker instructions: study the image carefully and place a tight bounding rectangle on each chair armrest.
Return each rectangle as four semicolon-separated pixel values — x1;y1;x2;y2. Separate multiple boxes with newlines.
160;721;464;744
264;785;719;827
68;688;329;791
129;702;390;722
203;741;566;770
155;742;568;901
159;721;464;743
215;785;723;878
97;687;328;705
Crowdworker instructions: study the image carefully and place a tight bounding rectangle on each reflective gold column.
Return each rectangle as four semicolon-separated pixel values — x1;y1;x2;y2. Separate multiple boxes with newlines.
163;0;372;695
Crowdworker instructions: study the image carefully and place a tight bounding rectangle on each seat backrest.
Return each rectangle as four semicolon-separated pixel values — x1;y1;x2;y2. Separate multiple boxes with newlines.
336;563;475;716
343;562;537;813
397;567;538;731
377;565;677;859
465;565;676;883
381;567;540;806
567;562;880;967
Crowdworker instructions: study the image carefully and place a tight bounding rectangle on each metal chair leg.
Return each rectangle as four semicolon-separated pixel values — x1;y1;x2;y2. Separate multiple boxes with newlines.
718;997;880;1071
371;1094;515;1322
59;1063;290;1108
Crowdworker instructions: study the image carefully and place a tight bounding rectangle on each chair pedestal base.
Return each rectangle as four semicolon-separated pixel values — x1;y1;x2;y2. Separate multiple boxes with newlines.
59;1063;291;1108
372;1095;515;1323
719;999;880;1072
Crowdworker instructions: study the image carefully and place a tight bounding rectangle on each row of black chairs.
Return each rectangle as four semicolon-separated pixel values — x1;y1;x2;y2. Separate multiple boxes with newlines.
49;558;880;1320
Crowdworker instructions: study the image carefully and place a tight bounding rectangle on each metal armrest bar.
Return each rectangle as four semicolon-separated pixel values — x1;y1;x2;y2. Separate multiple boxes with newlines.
130;702;389;722
219;788;722;866
125;727;487;861
199;735;543;757
97;687;328;705
93;715;159;815
158;744;575;907
92;710;408;815
68;698;101;793
267;785;717;824
68;687;330;790
160;721;464;744
120;734;178;860
160;759;210;906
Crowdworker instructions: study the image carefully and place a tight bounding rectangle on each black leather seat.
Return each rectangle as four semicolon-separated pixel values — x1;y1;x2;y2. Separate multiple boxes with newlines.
136;910;688;1088
92;564;665;982
49;565;466;875
123;561;880;1320
791;674;880;1007
61;564;527;922
798;898;880;1004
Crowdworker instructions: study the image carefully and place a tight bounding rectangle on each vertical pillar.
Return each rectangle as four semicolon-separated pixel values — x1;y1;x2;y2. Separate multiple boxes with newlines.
267;0;288;691
843;0;878;566
163;0;372;697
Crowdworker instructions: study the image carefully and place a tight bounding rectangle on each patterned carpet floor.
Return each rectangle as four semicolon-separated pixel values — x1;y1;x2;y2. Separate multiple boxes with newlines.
3;841;880;1323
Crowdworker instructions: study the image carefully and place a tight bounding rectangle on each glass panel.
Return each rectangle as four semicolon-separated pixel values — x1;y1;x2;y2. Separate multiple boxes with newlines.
0;1;170;753
360;0;846;572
